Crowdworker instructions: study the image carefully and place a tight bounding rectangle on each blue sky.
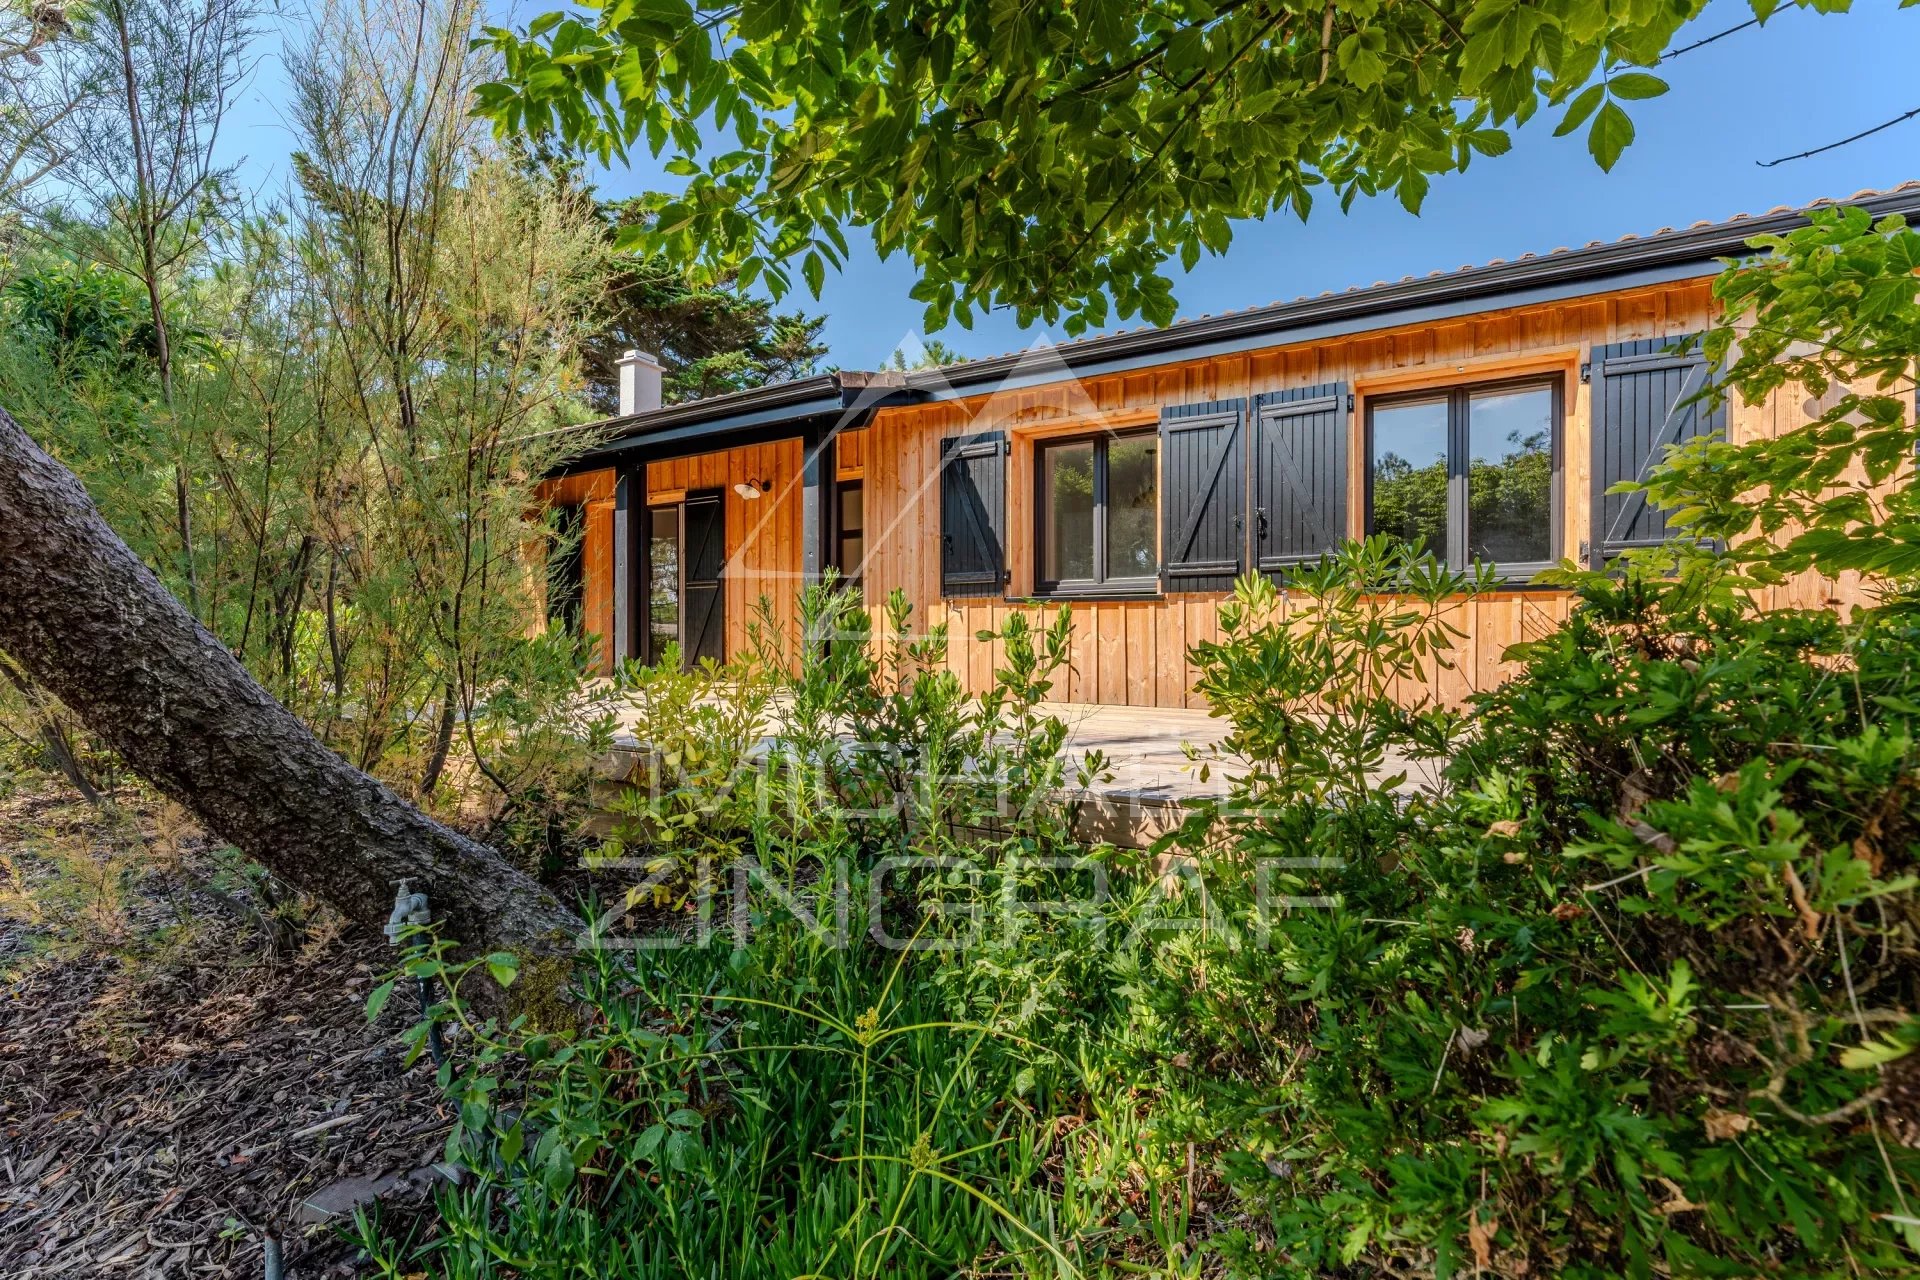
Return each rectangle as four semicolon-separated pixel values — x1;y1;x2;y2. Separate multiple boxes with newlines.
218;0;1919;370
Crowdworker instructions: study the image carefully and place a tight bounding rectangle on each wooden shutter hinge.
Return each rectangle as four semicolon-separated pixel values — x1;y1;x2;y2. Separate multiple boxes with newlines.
1346;392;1355;412
1580;361;1592;384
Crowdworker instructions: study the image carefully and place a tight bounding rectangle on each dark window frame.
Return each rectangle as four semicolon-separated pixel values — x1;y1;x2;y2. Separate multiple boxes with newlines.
640;501;682;667
1364;373;1564;581
1033;429;1161;598
834;479;865;588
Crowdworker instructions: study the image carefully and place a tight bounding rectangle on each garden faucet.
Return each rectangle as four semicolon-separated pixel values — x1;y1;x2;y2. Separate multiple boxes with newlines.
385;880;430;946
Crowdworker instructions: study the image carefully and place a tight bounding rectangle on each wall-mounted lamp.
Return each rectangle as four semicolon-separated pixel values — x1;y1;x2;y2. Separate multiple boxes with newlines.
733;478;772;500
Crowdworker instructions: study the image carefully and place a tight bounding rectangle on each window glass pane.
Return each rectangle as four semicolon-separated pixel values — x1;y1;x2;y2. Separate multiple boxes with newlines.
547;503;585;632
1104;435;1158;581
1371;399;1450;561
1467;386;1554;564
841;535;865;579
648;506;679;661
838;484;863;532
1042;441;1096;583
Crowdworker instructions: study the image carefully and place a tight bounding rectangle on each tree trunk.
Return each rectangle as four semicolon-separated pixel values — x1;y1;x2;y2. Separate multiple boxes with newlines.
419;683;457;797
0;404;584;958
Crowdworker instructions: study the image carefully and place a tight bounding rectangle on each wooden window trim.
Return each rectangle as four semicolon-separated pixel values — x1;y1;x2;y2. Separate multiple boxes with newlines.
1363;372;1565;582
1033;428;1161;599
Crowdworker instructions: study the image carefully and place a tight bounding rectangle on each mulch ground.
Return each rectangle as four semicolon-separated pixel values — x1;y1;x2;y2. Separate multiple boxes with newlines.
0;784;457;1278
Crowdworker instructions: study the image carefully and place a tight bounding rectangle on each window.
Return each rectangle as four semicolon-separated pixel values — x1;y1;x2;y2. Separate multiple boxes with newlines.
836;482;865;585
547;502;585;633
1367;378;1559;575
1036;432;1158;594
645;504;679;663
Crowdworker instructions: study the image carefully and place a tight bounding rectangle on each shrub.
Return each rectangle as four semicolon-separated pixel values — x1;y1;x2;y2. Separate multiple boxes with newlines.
367;210;1920;1278
368;549;1920;1280
1154;562;1920;1278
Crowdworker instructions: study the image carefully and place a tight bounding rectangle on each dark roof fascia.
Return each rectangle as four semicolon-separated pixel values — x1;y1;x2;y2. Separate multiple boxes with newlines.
561;415;828;472
915;259;1712;399
565;404;893;473
590;373;842;440
914;187;1920;399
553;186;1920;474
552;376;930;475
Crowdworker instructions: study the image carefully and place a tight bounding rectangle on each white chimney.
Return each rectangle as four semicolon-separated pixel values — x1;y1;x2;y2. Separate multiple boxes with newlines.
616;349;664;417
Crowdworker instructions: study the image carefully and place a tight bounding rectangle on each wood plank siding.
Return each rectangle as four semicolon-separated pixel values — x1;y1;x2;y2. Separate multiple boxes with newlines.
532;468;617;669
558;275;1878;700
646;437;807;663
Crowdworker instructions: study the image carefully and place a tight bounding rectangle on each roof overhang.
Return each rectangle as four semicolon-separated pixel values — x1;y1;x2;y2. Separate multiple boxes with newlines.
552;372;925;473
916;185;1920;398
552;184;1920;474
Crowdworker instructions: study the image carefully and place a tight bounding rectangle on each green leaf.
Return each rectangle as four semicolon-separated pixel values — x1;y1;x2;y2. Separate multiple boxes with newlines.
364;978;397;1022
1340;40;1387;91
1608;72;1668;101
499;1119;526;1163
1467;128;1512;158
1587;100;1635;171
1554;83;1605;137
487;952;520;988
1398;170;1430;215
1840;1035;1916;1070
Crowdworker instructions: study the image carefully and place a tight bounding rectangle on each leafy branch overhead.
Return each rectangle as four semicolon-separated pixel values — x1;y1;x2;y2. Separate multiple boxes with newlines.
1647;205;1920;580
480;0;1801;334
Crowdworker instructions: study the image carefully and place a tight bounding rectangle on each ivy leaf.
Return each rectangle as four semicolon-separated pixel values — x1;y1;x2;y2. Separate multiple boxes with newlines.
1587;100;1635;171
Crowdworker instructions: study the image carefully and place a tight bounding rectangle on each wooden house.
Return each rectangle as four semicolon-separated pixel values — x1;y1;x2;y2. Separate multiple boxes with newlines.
537;185;1918;709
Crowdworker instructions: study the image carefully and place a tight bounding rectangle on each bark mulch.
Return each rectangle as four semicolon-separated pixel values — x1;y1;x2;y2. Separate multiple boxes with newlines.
0;785;458;1278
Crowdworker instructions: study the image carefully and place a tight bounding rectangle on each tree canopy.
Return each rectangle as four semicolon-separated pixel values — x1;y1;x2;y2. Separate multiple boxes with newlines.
585;196;828;411
478;0;1825;336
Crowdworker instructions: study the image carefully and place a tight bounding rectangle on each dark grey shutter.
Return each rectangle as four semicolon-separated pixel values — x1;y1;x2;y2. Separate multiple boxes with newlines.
1589;335;1726;566
1159;399;1247;592
939;430;1007;596
681;490;725;666
1251;383;1349;573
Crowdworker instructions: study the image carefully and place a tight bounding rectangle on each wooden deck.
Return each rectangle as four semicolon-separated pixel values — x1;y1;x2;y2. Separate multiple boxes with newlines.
604;700;1424;849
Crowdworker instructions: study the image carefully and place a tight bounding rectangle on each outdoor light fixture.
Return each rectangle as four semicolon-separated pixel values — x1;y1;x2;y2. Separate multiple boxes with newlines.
733;478;772;500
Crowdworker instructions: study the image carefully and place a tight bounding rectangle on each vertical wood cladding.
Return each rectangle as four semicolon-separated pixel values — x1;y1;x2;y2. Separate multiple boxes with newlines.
593;277;1872;708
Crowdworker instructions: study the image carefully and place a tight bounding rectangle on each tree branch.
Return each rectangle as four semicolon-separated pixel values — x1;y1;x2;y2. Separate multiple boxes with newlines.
1759;106;1920;167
